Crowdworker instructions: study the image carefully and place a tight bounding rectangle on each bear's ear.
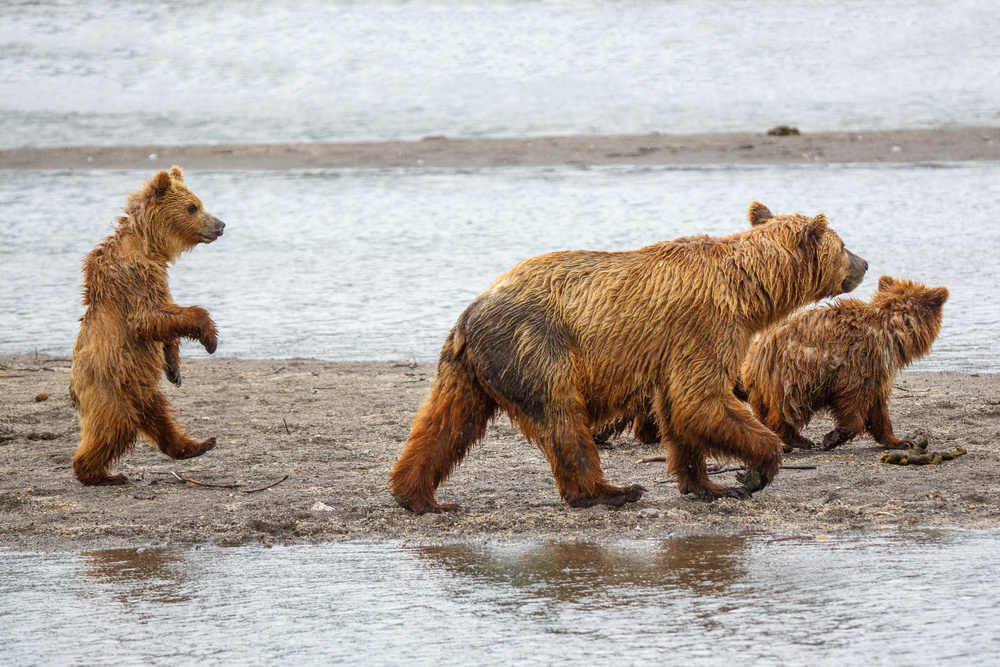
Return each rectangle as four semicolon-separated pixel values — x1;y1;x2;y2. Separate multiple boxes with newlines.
926;286;949;309
878;275;896;291
146;170;172;202
169;165;184;183
747;201;773;226
799;213;828;251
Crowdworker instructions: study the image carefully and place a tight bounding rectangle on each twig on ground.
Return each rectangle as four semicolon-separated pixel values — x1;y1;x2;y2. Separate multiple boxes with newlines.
169;471;239;489
895;385;930;392
244;475;289;494
283;418;291;435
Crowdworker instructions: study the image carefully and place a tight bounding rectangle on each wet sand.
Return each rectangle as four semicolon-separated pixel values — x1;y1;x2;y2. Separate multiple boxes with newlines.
2;126;999;171
1;355;998;551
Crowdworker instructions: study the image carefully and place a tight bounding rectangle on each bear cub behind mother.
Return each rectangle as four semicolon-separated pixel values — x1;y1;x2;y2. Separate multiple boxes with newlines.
391;202;867;513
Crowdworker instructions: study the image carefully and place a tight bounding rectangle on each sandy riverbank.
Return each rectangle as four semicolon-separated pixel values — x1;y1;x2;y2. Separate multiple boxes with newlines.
2;127;998;171
1;355;998;551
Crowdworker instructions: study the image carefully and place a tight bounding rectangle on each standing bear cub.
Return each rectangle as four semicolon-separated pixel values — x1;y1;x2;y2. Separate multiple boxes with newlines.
390;202;867;513
69;167;225;485
740;275;948;452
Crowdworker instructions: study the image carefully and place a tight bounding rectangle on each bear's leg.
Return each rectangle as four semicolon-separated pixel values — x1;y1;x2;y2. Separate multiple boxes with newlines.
748;392;813;453
865;400;912;449
537;410;645;508
139;393;217;460
822;409;864;450
655;393;726;497
632;411;661;445
526;372;643;508
390;360;497;514
772;422;815;453
666;435;740;499
670;392;783;498
164;339;182;387
72;415;137;486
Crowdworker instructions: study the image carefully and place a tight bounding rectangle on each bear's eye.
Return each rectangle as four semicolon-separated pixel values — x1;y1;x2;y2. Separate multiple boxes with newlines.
187;204;198;214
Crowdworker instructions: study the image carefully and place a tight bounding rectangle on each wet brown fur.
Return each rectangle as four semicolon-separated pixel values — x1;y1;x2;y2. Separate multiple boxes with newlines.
741;275;948;452
69;167;226;485
390;202;868;512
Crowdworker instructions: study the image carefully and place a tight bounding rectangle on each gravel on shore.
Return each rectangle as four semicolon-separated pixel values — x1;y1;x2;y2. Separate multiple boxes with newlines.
1;355;997;551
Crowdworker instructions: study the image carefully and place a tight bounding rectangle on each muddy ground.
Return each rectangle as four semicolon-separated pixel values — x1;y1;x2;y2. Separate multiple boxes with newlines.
1;354;998;551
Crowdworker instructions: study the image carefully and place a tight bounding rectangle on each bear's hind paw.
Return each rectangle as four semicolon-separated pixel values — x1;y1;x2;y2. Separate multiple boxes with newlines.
174;437;217;460
392;493;460;514
567;483;646;508
78;473;128;486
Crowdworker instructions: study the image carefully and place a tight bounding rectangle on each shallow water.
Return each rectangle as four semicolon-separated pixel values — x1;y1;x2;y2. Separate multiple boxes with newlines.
2;0;999;148
2;532;999;665
1;163;998;371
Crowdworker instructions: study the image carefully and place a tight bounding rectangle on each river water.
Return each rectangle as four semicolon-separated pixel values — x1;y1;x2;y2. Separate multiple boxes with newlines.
1;0;999;148
3;4;999;662
1;163;997;370
2;531;999;665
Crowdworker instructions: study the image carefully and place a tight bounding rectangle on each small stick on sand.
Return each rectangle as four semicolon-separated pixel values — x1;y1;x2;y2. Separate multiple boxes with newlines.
169;471;239;489
244;475;290;494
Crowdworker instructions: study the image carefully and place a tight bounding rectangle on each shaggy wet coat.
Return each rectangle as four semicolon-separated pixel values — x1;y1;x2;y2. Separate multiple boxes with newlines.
390;202;868;513
69;167;226;485
741;275;948;452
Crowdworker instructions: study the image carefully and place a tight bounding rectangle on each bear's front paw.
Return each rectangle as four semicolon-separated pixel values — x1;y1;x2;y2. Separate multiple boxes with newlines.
822;428;849;450
789;434;815;450
199;326;218;354
166;367;182;386
736;469;765;494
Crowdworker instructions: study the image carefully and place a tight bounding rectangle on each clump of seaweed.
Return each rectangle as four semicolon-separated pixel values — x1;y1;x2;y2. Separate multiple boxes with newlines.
881;437;967;465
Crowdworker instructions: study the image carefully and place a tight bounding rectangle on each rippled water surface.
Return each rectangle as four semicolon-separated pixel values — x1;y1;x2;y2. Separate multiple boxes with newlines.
1;0;999;147
1;163;998;370
2;532;1000;665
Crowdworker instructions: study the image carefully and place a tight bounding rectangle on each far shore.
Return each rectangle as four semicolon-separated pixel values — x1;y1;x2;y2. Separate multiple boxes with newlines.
2;126;998;172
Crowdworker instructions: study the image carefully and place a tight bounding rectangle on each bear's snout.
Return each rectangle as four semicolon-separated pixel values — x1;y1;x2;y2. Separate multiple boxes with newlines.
200;214;225;242
841;248;867;293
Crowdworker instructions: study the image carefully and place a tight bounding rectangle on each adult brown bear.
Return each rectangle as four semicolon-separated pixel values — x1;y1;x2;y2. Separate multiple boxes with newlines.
390;202;867;512
69;167;225;485
741;275;948;452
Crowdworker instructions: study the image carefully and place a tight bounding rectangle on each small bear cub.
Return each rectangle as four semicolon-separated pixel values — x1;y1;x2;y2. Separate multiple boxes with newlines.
740;276;948;452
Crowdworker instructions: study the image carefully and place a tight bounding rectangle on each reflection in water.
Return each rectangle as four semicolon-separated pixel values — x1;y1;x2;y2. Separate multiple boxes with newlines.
419;536;748;602
2;532;1000;665
80;547;191;605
